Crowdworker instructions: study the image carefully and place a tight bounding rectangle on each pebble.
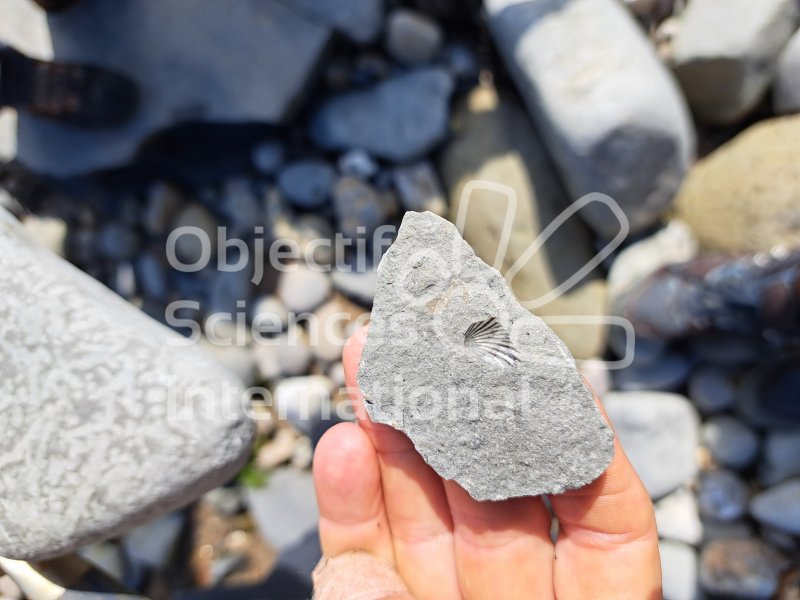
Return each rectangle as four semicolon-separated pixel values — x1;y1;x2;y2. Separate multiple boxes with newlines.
660;540;700;600
311;299;353;363
327;361;346;387
385;8;444;64
737;360;800;429
210;553;248;585
272;212;336;267
252;343;282;381
271;327;314;377
273;375;336;437
78;541;126;582
485;0;695;239
207;268;253;318
701;520;754;544
246;468;319;551
612;352;692;392
97;222;140;261
393;162;448;217
687;366;736;415
291;435;314;469
251;295;290;334
277;265;332;313
337;149;379;180
251;140;285;175
775;29;800;114
21;215;67;256
171;204;218;265
442;43;479;82
134;252;168;301
199;340;258;386
331;268;378;307
603;392;699;499
112;262;137;299
654;487;703;546
699;539;785;600
122;512;186;571
702;416;759;470
686;333;765;367
277;160;336;209
750;479;800;535
256;427;297;470
202;487;244;518
697;469;749;523
311;68;454;162
671;0;799;125
219;178;261;234
143;181;183;236
759;429;800;486
287;0;384;44
333;176;391;238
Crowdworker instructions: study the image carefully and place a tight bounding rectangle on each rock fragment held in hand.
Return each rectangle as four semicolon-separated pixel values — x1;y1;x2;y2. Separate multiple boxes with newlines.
357;211;614;501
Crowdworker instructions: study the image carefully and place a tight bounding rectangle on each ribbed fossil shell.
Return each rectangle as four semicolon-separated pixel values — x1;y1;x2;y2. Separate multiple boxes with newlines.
464;317;520;367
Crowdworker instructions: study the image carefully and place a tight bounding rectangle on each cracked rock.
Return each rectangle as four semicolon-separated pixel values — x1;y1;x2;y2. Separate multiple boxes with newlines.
357;211;614;501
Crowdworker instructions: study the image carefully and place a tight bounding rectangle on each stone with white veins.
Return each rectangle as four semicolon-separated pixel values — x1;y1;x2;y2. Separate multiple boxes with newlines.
357;211;614;501
0;207;254;560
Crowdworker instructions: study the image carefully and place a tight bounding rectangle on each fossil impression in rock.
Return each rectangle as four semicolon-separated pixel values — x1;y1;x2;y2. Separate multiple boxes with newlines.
357;211;614;501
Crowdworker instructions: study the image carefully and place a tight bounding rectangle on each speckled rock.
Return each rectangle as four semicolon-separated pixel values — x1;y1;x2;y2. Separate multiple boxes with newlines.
358;211;614;501
0;207;254;560
697;469;749;523
700;539;786;600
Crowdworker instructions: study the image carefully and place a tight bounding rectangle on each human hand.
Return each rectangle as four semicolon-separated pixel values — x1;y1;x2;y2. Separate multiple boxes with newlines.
312;327;661;599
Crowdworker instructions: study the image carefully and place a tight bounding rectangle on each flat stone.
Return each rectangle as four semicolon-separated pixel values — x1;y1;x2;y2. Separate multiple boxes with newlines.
0;207;254;560
697;469;748;523
277;266;332;314
675;115;800;253
775;29;800;114
357;211;614;501
16;0;331;177
699;539;785;600
660;540;700;600
654;487;703;546
440;85;608;359
702;416;759;471
603;391;699;499
285;0;384;44
273;375;335;437
671;0;799;125
246;468;319;551
331;268;378;307
385;8;444;64
750;479;800;535
485;0;695;239
760;429;800;486
393;162;448;217
278;161;336;210
687;366;736;415
311;68;454;163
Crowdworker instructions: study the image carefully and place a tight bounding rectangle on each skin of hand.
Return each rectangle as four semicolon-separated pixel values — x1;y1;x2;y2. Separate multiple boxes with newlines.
312;327;662;600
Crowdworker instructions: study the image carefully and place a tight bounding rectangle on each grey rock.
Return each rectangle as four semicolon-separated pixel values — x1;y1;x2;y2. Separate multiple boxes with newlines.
219;179;261;234
337;150;379;180
750;479;800;535
246;468;319;551
284;0;384;44
171;204;218;265
251;140;286;175
736;361;800;430
78;542;125;581
331;268;378;307
393;162;448;217
688;366;736;415
311;68;454;162
655;487;703;546
760;429;800;486
272;212;336;267
143;182;183;237
612;352;692;392
660;540;700;600
603;391;699;499
134;253;168;301
273;375;335;436
273;328;315;377
207;268;253;317
700;539;785;600
760;525;799;554
277;266;332;313
202;487;245;518
686;333;764;367
333;177;392;238
672;0;799;125
122;512;185;571
198;340;259;386
0;207;253;560
17;0;332;176
701;520;753;544
697;469;748;523
278;160;336;209
702;416;759;470
442;43;480;82
357;211;614;501
111;263;137;300
775;29;800;114
385;8;444;64
251;295;290;333
485;0;695;239
96;223;140;261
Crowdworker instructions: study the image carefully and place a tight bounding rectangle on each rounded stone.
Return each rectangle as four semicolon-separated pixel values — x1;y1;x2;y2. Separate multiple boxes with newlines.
251;295;289;334
702;415;759;470
759;429;800;486
688;366;736;415
385;8;444;65
700;539;785;600
612;352;692;392
697;469;749;523
277;160;336;209
171;204;218;265
251;140;285;175
659;540;700;600
750;479;800;535
277;266;332;314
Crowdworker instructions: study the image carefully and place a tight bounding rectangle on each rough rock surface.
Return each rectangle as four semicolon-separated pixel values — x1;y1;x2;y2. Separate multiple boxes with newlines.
311;68;454;162
485;0;695;239
675;115;800;253
671;0;799;125
440;85;608;359
0;208;254;560
357;211;614;501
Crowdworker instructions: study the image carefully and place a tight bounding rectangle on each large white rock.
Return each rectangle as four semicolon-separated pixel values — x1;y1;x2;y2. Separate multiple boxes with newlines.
0;207;254;560
775;29;800;114
485;0;695;239
672;0;799;124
